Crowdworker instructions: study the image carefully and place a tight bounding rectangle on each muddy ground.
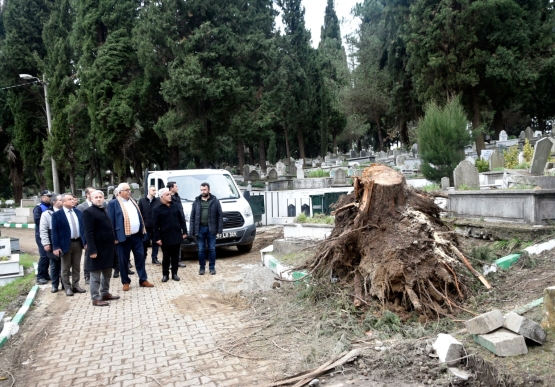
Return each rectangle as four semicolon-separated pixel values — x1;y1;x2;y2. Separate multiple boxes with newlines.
0;227;554;386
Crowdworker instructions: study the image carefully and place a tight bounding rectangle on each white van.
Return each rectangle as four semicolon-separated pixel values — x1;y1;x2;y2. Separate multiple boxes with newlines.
144;169;256;253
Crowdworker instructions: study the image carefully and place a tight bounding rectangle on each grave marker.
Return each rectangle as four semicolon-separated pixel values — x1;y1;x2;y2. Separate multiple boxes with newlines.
530;137;554;175
453;160;479;189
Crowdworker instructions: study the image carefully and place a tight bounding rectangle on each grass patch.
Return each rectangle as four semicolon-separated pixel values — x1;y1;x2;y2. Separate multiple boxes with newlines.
420;183;440;192
0;273;36;312
19;253;37;269
274;250;313;267
306;169;330;178
296;213;334;225
492;238;534;254
469;245;499;264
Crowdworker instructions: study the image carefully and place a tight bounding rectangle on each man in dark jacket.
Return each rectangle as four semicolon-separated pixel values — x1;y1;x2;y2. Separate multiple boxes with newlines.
138;186;161;265
153;188;188;282
189;182;223;275
83;191;120;306
167;181;186;268
34;190;52;284
51;193;86;296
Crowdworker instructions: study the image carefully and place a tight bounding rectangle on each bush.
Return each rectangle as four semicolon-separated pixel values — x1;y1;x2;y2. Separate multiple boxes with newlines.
503;145;519;168
418;97;474;183
307;169;330;178
475;159;489;173
523;139;533;163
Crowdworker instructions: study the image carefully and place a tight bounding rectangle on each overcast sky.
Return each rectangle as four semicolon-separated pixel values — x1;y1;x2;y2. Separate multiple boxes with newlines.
275;0;360;48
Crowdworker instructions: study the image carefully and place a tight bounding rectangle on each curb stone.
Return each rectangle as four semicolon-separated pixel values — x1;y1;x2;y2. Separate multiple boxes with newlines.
0;285;39;349
2;222;35;229
260;245;308;281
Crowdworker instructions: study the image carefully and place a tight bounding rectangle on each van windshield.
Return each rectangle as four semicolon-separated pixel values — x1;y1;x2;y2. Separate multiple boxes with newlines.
171;174;240;202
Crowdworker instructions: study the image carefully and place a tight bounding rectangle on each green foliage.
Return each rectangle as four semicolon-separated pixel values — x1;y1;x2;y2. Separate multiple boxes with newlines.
504;145;520;168
470;246;498;264
420;183;440;192
475;159;490;173
307;169;330;178
296;213;334;225
523;139;533;163
514;163;531;170
418;97;473;183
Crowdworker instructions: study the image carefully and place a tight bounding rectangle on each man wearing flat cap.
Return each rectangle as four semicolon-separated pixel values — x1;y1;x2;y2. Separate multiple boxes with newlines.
34;190;53;285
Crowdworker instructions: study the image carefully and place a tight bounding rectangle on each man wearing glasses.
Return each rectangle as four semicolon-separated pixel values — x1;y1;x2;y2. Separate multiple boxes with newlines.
107;183;154;291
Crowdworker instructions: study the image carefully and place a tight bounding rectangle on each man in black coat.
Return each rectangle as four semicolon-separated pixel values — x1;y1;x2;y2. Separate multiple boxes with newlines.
83;191;120;306
189;182;223;275
167;181;186;268
152;188;188;282
138;185;161;265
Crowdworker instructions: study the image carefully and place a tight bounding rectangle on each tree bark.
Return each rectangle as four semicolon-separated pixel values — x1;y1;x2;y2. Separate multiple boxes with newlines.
284;124;291;161
9;149;24;204
399;118;409;146
169;145;179;169
493;110;503;140
376;118;384;151
296;124;306;162
248;144;255;165
237;140;245;171
472;88;485;157
258;139;267;172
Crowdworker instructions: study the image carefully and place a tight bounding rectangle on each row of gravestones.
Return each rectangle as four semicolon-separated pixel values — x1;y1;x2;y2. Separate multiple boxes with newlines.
452;137;555;189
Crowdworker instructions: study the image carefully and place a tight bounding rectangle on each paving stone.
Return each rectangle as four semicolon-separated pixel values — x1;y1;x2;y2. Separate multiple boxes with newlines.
465;309;504;334
504;311;546;344
473;328;528;357
432;333;464;365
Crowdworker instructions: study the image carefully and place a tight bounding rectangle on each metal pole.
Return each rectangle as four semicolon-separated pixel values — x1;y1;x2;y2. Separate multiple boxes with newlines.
43;74;60;193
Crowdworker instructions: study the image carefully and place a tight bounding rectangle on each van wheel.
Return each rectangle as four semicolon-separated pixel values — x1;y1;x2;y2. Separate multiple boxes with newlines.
237;243;253;253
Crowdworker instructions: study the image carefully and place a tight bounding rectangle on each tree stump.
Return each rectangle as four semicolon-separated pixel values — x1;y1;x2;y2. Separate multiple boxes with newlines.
301;164;478;316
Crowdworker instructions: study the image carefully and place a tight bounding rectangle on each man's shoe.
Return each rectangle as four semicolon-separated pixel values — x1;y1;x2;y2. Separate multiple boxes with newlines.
72;287;86;293
122;283;130;291
199;268;205;275
178;262;186;268
128;269;135;275
102;293;120;301
51;286;58;293
65;288;74;297
92;300;109;307
152;259;161;265
113;270;120;278
162;276;169;282
140;280;154;288
37;278;48;285
210;269;216;275
85;277;90;285
172;274;180;281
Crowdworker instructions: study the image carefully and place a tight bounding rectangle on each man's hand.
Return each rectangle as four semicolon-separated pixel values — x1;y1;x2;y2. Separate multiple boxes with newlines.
90;253;97;258
114;240;118;244
156;240;162;246
54;249;61;257
44;244;51;252
183;234;187;239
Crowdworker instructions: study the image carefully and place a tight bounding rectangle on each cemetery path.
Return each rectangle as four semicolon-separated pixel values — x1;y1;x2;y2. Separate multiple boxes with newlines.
0;227;284;387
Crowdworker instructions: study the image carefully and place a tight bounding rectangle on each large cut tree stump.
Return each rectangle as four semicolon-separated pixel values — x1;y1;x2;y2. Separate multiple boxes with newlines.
300;164;484;316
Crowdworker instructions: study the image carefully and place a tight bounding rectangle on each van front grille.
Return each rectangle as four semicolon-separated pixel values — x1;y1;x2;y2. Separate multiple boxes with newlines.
222;212;244;229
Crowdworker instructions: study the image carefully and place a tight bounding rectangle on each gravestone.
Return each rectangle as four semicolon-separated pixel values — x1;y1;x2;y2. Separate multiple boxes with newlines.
518;151;525;165
530;137;554;175
360;149;368;157
519;131;526;140
489;151;504;170
393;149;401;159
243;164;250;180
350;149;357;158
334;168;347;185
481;149;494;161
295;159;304;179
276;161;286;176
441;177;450;190
499;130;508;141
525;127;534;140
396;155;405;166
288;163;297;177
534;131;543;138
248;170;260;182
267;168;278;181
378;151;387;159
453;160;480;189
225;166;232;173
465;156;476;165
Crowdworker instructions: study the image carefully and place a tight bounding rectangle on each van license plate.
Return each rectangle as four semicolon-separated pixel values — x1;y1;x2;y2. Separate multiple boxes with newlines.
217;231;237;239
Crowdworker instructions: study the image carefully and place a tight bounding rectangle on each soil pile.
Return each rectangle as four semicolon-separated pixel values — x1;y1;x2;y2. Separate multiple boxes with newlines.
301;164;485;316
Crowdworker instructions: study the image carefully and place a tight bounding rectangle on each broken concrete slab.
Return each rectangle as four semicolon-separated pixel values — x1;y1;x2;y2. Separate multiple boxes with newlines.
448;367;472;381
465;309;504;334
504;311;547;345
473;328;528;357
542;286;555;333
432;333;464;365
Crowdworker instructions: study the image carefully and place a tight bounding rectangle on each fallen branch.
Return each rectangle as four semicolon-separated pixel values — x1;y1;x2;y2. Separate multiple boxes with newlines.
450;247;492;289
271;339;289;352
0;369;15;387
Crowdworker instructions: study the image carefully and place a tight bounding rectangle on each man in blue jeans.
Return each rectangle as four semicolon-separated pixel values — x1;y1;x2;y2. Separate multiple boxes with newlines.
34;190;53;284
189;183;223;275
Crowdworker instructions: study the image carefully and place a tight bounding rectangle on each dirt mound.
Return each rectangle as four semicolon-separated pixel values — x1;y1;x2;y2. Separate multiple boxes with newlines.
300;164;485;316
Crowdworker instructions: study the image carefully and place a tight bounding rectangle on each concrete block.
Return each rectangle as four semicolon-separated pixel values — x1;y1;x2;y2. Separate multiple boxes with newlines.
10;216;33;224
432;334;464;365
465;309;504;334
14;207;33;217
504;311;546;344
494;254;521;269
474;329;528;357
542;286;555;333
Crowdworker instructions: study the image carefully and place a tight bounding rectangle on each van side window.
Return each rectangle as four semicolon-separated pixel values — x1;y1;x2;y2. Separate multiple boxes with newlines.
150;178;155;187
158;179;164;191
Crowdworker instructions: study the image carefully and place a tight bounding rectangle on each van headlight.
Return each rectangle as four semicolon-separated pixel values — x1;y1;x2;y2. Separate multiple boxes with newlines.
243;206;252;218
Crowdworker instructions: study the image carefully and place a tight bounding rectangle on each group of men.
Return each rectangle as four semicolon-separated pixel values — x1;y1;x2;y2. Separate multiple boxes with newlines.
33;181;223;306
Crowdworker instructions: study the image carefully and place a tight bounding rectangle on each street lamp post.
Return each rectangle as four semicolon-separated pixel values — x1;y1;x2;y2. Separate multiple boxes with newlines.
19;74;60;194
